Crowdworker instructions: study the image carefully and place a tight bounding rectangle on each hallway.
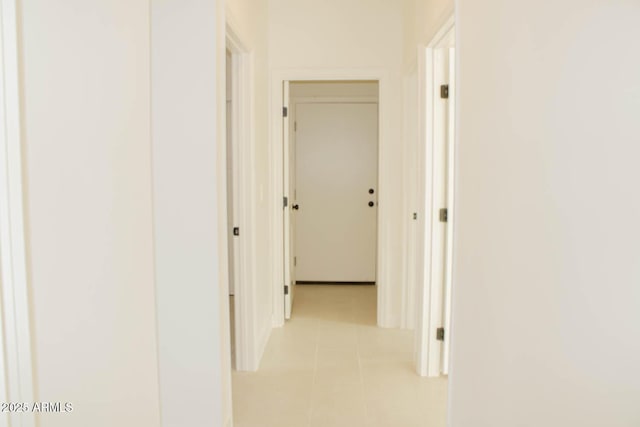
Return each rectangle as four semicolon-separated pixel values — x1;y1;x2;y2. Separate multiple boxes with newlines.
232;285;448;427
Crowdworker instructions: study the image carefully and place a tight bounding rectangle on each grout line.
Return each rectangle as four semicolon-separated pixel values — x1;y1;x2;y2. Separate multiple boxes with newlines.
307;316;320;427
355;295;371;426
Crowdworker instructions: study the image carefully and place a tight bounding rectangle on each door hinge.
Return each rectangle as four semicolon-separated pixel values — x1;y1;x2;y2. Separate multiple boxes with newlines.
283;196;288;208
440;84;449;99
294;121;297;131
294;256;297;267
436;327;445;341
283;106;288;117
233;227;240;236
413;212;418;220
439;208;448;223
284;285;289;295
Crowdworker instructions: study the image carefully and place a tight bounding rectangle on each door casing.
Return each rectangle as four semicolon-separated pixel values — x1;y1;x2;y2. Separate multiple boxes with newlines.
270;70;393;328
225;22;262;372
414;14;456;378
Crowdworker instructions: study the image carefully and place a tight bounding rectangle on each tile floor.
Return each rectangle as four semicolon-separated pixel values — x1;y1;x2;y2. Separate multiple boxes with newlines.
231;284;448;427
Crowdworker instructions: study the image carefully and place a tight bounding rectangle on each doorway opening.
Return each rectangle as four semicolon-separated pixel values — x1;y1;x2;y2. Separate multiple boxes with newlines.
271;71;393;329
282;81;380;320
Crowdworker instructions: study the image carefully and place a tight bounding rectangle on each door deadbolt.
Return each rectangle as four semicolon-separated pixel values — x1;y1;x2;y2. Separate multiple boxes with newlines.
368;188;375;194
368;201;375;207
292;204;299;210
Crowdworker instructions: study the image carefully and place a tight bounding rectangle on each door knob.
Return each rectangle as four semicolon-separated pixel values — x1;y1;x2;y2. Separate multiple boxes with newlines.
369;188;375;194
368;201;374;207
292;204;299;210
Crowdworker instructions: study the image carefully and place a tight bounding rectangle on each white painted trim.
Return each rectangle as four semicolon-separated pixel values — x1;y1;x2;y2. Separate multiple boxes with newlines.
289;96;380;151
269;75;283;326
0;0;36;425
401;63;418;331
425;47;447;377
442;47;456;376
290;98;379;131
270;69;393;328
415;46;434;377
290;96;378;104
225;16;261;372
427;14;455;51
282;80;291;319
415;14;455;377
256;316;271;365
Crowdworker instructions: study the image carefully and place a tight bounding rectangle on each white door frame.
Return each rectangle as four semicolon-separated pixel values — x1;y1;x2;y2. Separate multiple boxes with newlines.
415;14;456;377
442;45;456;376
225;20;260;372
282;80;292;318
402;64;419;330
0;0;36;425
270;69;392;328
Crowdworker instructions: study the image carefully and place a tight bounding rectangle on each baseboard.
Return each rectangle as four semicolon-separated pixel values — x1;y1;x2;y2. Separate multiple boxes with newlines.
378;313;401;329
254;319;271;369
296;281;376;285
272;316;284;328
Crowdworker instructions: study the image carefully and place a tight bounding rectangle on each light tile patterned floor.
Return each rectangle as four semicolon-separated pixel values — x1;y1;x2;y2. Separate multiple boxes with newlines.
232;285;447;427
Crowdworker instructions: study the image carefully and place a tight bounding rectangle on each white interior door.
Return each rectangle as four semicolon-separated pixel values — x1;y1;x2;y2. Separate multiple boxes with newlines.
283;81;295;319
225;50;238;297
417;34;455;377
294;102;378;282
442;47;456;375
425;45;455;377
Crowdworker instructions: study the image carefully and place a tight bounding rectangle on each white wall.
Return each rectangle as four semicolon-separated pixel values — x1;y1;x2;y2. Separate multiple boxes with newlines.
404;0;453;70
290;81;378;99
415;0;453;51
20;1;248;426
19;1;160;426
151;0;226;426
450;1;640;426
269;0;407;326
